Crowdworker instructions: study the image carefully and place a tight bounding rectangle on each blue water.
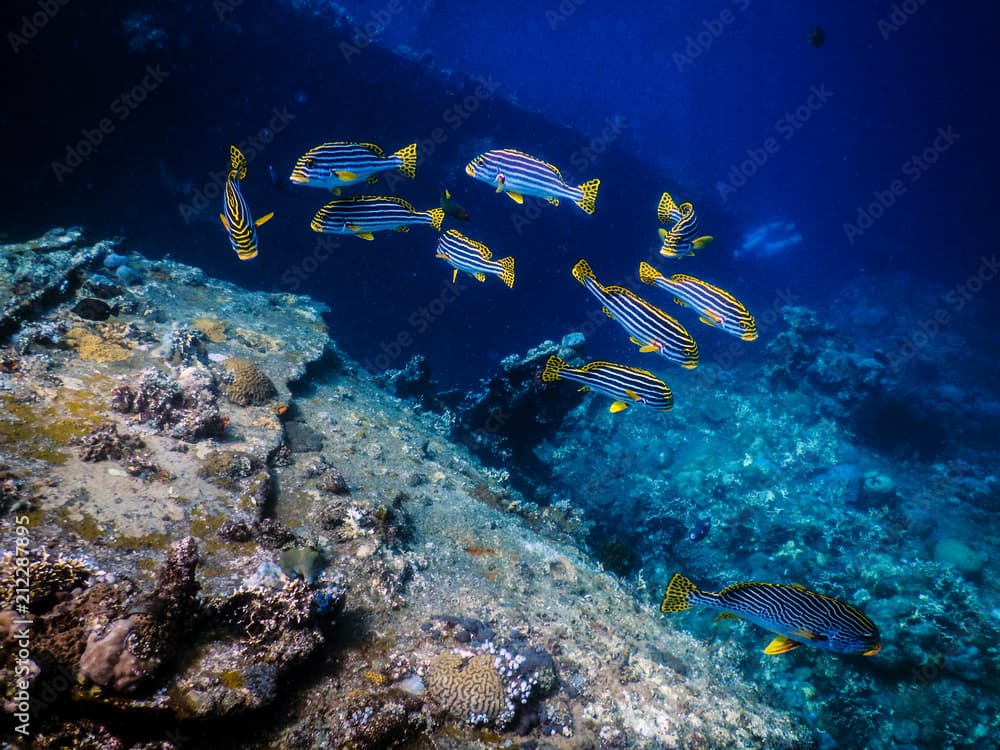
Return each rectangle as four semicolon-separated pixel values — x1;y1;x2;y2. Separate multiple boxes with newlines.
6;3;1000;744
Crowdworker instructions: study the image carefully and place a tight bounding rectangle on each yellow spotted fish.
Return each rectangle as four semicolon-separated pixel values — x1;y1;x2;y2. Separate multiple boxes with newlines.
435;230;515;288
465;148;600;214
638;263;757;341
656;191;713;259
661;573;882;656
289;141;417;192
541;355;673;413
220;145;273;261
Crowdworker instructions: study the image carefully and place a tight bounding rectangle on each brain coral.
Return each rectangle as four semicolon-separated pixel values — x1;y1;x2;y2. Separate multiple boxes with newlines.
425;652;507;725
221;358;277;406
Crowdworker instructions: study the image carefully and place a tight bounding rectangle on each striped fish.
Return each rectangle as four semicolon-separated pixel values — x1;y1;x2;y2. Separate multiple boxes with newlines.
656;191;713;259
638;263;757;341
436;230;515;288
289;141;417;191
661;573;882;656
541;355;673;413
310;196;445;240
571;259;698;369
219;145;274;261
465;148;600;214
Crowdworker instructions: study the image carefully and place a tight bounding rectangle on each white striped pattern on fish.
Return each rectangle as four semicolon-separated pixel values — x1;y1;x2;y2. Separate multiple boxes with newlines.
661;573;882;656
541;355;673;413
290;142;417;190
220;145;273;261
656;191;713;258
310;195;445;240
638;263;757;341
435;230;515;288
465;148;600;214
571;259;698;369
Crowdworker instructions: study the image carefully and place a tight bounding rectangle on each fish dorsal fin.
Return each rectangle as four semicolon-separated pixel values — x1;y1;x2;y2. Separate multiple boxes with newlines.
370;195;416;211
580;360;618;373
718;581;772;596
577;385;591;392
764;636;802;655
357;142;385;156
501;148;562;177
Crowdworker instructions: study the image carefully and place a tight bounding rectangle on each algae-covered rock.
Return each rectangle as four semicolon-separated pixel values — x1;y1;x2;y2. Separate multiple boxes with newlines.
933;538;986;576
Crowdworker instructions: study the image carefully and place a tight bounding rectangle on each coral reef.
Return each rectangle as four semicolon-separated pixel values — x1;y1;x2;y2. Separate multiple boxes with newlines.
220;357;277;406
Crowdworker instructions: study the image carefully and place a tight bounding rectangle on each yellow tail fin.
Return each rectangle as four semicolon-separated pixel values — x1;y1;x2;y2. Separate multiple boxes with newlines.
229;145;248;180
541;354;566;383
394;142;417;178
637;261;662;285
657;191;679;224
571;258;595;285
497;256;515;288
427;207;445;231
575;178;600;215
660;572;698;613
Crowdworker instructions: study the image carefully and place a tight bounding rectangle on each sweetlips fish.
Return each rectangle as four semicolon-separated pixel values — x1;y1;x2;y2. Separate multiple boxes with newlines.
661;573;882;656
541;355;673;413
310;195;445;240
638;263;757;341
465;148;600;214
290;141;417;192
219;145;273;261
435;229;514;288
656;190;713;259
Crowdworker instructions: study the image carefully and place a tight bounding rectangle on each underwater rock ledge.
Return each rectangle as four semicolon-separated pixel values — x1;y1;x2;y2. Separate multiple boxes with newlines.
0;231;808;748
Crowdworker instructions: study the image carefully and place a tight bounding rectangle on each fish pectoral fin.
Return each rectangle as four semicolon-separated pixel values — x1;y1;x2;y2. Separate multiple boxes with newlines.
355;232;375;241
334;170;358;181
546;197;559;206
637;342;659;353
699;316;718;327
219;214;230;231
506;191;524;204
712;611;740;621
609;401;629;413
764;636;802;655
255;211;275;227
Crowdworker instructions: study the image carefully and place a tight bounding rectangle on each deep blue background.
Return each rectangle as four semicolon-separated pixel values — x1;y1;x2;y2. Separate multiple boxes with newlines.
4;0;995;388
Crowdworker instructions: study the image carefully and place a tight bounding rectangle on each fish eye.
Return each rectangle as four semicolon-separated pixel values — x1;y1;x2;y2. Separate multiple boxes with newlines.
304;158;316;168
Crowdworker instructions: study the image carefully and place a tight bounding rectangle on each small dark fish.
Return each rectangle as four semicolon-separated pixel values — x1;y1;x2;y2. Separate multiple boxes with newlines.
688;518;711;542
808;26;825;48
72;297;117;321
440;188;470;220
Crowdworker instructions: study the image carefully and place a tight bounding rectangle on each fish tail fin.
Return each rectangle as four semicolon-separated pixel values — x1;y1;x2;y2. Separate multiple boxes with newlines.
497;256;515;288
541;355;567;383
657;191;678;224
638;261;662;286
427;207;445;231
660;572;699;613
394;142;418;178
570;258;595;285
575;178;600;214
230;145;248;180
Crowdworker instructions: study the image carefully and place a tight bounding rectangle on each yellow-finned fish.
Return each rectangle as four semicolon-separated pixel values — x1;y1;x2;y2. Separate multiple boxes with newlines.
289;141;417;192
435;230;515;288
656;191;713;259
220;145;274;261
541;355;673;413
465;148;600;214
661;573;882;656
638;263;757;341
309;196;445;240
571;259;698;369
